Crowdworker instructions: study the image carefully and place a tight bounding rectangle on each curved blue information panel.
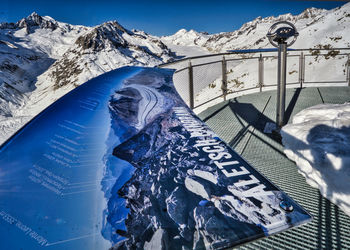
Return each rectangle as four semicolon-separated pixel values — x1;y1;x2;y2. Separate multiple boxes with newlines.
0;66;311;249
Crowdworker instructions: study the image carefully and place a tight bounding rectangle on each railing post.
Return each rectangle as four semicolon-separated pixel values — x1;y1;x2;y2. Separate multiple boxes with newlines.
299;52;304;88
347;54;350;86
258;53;264;92
221;56;227;101
188;60;194;109
276;43;288;127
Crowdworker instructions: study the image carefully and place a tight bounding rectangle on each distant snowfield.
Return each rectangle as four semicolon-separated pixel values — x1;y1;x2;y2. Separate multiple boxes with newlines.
161;42;211;58
281;103;350;217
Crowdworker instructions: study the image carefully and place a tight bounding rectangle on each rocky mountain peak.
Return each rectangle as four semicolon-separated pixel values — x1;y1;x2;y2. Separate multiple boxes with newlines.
16;12;58;33
238;16;262;33
27;12;41;20
166;4;341;53
298;7;325;19
105;20;132;35
74;21;130;51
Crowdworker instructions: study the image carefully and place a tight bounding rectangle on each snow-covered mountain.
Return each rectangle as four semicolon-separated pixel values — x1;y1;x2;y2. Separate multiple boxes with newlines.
1;2;350;144
161;3;350;112
162;29;210;47
162;4;350;52
0;12;174;143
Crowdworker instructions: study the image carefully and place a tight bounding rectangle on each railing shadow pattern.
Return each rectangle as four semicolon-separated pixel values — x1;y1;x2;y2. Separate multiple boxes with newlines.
197;87;350;249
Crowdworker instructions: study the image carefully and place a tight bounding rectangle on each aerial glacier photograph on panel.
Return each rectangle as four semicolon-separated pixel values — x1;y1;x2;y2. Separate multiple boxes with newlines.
1;0;350;249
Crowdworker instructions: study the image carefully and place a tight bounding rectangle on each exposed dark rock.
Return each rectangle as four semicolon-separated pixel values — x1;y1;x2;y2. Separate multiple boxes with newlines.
0;61;19;73
50;57;83;89
1;12;59;33
75;21;129;51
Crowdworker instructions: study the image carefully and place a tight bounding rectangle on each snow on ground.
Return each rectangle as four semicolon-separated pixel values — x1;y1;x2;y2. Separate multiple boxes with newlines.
2;3;350;143
171;2;350;113
281;103;350;217
0;14;174;145
192;49;349;113
160;38;217;106
161;42;211;59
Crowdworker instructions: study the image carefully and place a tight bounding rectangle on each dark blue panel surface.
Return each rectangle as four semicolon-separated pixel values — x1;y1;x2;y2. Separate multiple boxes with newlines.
0;66;311;249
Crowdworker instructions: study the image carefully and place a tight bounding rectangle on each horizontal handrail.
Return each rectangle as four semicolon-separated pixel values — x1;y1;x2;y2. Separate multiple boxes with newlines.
191;60;223;68
158;47;350;68
158;47;350;111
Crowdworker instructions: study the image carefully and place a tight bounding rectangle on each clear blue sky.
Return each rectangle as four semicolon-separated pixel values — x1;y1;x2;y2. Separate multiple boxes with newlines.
1;0;348;36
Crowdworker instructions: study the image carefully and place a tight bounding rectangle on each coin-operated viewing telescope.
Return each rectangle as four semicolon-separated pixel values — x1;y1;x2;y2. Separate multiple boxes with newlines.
267;21;299;127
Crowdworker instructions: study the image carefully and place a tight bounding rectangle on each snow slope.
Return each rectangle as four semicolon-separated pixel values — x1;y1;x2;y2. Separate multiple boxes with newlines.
0;13;174;144
1;2;350;143
163;5;350;53
162;3;350;112
161;29;211;58
281;103;350;217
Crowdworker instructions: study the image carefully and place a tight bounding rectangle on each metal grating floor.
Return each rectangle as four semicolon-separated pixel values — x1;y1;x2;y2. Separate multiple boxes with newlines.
198;87;350;250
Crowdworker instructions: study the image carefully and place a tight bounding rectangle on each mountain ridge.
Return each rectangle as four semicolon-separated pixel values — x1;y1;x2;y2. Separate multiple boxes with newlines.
1;2;350;143
161;5;350;52
0;13;174;142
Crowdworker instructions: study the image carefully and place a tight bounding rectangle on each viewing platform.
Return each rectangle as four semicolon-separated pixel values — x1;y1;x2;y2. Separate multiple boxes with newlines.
198;86;350;249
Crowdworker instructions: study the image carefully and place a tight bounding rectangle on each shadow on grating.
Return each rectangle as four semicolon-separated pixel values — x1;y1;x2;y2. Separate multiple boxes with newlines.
198;87;350;250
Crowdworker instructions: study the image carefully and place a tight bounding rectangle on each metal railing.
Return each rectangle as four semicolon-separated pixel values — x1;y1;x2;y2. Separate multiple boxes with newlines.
159;48;350;111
